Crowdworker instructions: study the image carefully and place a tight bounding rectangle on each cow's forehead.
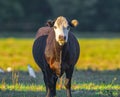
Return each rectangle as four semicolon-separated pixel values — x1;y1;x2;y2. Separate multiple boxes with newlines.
55;16;68;28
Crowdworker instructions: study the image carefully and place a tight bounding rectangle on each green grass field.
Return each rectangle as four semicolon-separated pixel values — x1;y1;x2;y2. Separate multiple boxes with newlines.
0;38;120;97
0;70;120;97
0;38;120;71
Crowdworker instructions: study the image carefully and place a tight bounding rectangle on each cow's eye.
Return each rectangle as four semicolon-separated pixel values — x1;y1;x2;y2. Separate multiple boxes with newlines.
54;26;57;29
67;26;70;30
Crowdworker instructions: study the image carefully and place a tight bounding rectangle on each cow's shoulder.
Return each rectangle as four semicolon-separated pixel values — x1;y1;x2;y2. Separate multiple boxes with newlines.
35;27;53;39
68;31;77;41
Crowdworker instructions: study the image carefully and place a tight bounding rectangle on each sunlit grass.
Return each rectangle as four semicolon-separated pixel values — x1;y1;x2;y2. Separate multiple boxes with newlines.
0;38;38;71
72;83;120;90
0;83;120;91
0;38;120;71
76;38;120;70
0;84;45;91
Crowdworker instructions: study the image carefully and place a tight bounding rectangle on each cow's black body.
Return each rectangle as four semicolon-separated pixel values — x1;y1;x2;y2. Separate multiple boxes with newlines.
33;35;47;70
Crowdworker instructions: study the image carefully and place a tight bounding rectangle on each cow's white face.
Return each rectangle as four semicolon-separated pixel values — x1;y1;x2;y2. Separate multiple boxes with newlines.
53;16;70;46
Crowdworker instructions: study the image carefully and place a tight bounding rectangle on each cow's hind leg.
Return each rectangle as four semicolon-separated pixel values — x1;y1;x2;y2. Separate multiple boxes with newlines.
65;68;74;97
43;71;58;97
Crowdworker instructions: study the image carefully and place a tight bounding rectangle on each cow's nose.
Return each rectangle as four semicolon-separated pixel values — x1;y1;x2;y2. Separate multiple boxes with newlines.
64;36;66;40
59;35;66;41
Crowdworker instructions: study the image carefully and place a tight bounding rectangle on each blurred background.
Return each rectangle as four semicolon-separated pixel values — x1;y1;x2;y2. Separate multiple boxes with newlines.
0;0;120;71
0;1;120;96
0;0;120;33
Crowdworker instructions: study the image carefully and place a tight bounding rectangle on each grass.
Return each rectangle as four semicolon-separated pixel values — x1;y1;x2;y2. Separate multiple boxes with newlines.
0;38;120;71
76;38;120;70
0;37;120;97
0;70;120;97
0;38;38;71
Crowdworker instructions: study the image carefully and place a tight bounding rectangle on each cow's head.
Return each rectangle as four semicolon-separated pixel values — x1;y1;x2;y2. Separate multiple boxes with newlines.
52;16;78;46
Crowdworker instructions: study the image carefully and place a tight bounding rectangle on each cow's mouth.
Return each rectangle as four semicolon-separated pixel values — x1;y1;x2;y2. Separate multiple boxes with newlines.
58;40;66;46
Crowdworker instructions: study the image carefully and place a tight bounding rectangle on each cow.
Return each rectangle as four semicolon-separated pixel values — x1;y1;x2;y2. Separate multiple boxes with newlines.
32;16;80;97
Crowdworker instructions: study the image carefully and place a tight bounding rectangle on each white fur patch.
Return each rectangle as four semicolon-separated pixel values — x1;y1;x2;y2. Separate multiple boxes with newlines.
53;16;70;45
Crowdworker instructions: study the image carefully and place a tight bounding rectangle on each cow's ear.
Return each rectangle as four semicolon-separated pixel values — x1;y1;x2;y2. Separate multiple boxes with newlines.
46;19;55;27
70;19;79;27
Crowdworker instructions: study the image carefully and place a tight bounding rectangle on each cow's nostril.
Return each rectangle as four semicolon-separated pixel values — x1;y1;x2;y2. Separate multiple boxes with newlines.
59;35;64;40
64;36;66;40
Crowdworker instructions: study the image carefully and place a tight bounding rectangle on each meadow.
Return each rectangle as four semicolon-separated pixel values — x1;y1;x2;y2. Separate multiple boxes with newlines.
0;38;120;71
0;37;120;97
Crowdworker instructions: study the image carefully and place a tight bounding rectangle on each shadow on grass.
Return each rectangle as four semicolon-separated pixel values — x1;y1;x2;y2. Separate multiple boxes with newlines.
0;90;45;97
0;89;120;97
1;70;120;85
0;70;120;97
72;69;120;85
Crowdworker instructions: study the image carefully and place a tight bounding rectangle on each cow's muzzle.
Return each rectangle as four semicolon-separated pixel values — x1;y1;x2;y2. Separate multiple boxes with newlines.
58;35;66;46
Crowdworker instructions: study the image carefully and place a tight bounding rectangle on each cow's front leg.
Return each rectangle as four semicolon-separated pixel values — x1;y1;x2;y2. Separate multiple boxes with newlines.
65;68;74;97
45;72;58;97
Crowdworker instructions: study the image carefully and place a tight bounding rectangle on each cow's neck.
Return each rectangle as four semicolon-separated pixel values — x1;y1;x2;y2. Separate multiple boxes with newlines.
54;41;63;62
52;40;63;76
